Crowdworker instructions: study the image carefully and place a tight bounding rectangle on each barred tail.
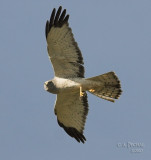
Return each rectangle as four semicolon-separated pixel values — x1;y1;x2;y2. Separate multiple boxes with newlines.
86;71;122;102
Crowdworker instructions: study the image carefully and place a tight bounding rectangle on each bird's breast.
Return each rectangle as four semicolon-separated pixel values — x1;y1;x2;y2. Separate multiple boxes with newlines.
54;77;81;90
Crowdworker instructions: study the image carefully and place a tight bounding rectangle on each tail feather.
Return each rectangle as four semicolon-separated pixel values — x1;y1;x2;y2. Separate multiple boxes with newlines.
87;71;122;102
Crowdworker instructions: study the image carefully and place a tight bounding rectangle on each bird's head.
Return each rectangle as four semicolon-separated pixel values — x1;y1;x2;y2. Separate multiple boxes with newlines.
44;80;58;94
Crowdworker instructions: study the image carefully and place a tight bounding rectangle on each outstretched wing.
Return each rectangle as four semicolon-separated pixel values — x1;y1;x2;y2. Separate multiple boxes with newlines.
54;91;88;143
45;6;84;78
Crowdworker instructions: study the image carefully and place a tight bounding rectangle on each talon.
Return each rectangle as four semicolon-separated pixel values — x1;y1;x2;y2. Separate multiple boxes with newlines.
89;89;95;92
80;86;84;97
80;91;85;97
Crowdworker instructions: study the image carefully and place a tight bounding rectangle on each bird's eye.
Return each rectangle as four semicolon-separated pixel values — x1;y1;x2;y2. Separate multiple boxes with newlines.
48;81;53;86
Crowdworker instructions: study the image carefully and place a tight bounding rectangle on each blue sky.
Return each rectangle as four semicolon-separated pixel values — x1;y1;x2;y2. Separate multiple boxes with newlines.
0;0;151;159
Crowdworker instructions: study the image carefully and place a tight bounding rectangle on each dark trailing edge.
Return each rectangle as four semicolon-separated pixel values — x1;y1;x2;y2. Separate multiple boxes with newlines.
45;6;85;78
57;92;89;143
57;121;86;143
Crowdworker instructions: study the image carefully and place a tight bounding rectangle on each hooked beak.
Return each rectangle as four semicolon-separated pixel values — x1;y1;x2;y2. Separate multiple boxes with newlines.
44;82;48;91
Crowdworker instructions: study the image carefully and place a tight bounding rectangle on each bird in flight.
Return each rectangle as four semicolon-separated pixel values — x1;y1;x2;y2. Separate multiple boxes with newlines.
44;6;122;143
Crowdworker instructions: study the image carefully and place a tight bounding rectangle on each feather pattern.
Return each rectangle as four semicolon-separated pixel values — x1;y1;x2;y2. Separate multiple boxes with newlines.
87;72;122;102
55;91;88;143
46;6;84;78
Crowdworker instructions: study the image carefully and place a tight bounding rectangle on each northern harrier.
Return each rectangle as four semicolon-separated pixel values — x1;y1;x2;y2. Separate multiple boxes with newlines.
44;6;122;143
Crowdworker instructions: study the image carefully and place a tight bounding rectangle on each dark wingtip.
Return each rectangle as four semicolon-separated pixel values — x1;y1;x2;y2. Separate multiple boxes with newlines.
45;20;49;39
63;15;69;24
57;120;86;143
45;6;70;39
58;6;62;10
56;93;88;143
49;8;56;27
54;6;62;25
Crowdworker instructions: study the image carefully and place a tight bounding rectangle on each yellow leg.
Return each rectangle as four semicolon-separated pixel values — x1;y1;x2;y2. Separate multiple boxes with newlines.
89;89;95;92
80;86;84;97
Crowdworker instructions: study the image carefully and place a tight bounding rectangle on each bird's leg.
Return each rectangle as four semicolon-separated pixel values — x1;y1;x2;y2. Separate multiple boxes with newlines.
89;89;95;92
80;86;84;97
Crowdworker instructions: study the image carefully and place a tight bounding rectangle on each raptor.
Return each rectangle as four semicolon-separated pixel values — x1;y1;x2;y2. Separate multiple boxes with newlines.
44;6;122;143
